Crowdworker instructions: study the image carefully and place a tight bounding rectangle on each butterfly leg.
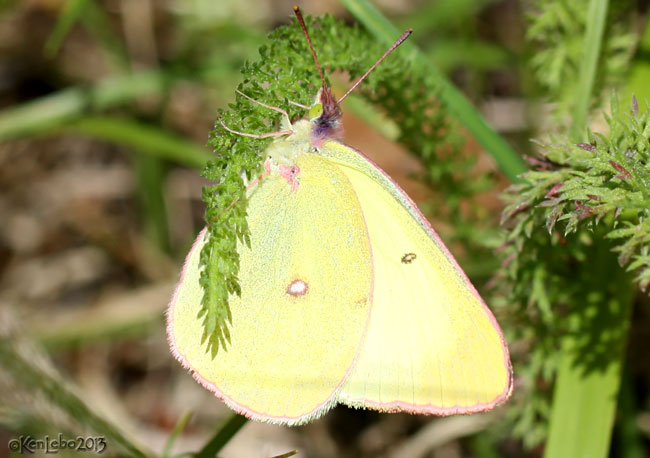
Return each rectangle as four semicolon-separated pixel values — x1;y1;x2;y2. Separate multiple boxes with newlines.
287;99;310;110
217;118;293;139
246;160;272;190
235;90;294;130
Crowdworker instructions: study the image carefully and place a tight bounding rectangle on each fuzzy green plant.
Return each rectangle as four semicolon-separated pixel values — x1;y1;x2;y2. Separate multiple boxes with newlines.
198;13;488;356
499;1;639;454
495;95;646;452
526;0;635;124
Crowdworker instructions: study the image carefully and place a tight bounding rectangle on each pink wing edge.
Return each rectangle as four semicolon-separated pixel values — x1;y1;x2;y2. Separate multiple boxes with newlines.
166;186;376;425
335;143;514;416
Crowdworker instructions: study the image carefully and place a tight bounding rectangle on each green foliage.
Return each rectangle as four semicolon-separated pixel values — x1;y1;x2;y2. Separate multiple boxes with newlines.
199;13;468;355
194;413;248;458
625;20;650;104
496;1;639;452
526;0;635;120
495;95;646;448
5;0;650;454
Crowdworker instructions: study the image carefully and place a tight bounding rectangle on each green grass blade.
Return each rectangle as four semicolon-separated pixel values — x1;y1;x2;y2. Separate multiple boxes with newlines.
44;0;91;58
570;0;609;141
79;0;130;69
29;284;171;349
161;411;193;458
62;116;211;168
0;87;87;139
340;0;527;181
270;451;298;458
194;414;247;458
134;154;171;252
0;71;169;141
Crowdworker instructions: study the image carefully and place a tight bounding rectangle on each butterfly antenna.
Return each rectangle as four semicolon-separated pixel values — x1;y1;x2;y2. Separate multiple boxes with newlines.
293;6;328;94
337;28;413;104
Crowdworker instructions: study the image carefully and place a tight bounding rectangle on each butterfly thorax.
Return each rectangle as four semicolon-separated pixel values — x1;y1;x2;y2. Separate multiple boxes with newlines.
263;88;342;183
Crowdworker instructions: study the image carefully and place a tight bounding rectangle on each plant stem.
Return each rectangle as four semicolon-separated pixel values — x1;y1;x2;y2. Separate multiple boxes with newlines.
570;0;609;141
544;241;634;458
194;414;248;458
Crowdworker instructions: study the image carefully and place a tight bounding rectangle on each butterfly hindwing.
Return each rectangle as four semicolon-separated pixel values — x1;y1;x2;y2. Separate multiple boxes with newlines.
319;141;512;414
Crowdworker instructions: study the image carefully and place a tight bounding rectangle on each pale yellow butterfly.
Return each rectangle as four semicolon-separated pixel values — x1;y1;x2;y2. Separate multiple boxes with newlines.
167;6;512;425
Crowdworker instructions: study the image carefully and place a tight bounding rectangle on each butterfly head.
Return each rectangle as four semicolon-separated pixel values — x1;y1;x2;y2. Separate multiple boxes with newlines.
308;87;343;147
293;6;411;148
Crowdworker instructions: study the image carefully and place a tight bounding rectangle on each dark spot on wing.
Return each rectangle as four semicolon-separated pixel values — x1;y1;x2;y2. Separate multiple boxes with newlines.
401;253;417;264
354;296;368;307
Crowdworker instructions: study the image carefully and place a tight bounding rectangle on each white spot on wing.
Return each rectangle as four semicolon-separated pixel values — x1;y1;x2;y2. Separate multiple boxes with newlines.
287;279;308;297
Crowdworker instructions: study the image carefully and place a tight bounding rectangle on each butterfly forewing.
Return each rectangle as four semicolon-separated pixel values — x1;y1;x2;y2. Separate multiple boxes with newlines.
168;153;373;424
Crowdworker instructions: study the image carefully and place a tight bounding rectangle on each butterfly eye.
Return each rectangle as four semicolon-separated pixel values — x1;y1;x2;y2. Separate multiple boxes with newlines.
309;103;324;121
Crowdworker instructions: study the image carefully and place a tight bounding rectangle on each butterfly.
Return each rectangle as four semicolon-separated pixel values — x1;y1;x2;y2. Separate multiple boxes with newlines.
167;6;512;425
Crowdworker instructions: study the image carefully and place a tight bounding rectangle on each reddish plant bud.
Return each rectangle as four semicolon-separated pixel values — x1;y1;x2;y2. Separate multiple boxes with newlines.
526;157;553;170
609;160;632;179
545;182;564;198
575;201;593;220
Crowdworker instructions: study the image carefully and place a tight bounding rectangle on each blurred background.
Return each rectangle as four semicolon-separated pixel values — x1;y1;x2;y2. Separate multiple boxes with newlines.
0;0;649;457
